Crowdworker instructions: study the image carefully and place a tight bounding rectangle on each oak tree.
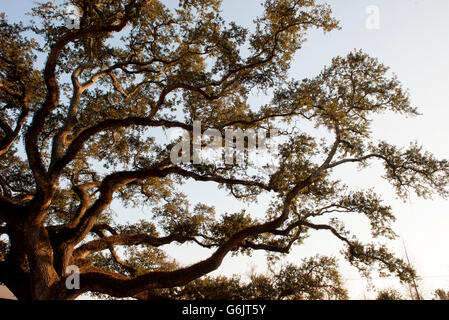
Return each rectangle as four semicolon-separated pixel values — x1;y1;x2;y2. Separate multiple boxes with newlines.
0;0;448;300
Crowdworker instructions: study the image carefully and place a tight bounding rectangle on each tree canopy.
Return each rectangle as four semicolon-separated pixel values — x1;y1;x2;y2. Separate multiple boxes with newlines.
0;0;448;300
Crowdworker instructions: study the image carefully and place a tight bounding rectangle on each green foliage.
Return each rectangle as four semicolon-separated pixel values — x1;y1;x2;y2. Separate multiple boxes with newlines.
152;193;215;237
210;210;254;242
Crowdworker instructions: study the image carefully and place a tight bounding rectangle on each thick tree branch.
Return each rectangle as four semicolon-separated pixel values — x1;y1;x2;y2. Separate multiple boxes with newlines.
74;233;194;259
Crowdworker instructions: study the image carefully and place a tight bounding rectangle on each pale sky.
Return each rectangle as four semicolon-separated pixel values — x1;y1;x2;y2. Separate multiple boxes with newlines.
2;0;449;300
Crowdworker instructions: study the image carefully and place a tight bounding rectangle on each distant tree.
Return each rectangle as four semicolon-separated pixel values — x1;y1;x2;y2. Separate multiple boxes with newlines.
433;289;449;300
132;255;348;300
376;288;403;300
0;0;448;300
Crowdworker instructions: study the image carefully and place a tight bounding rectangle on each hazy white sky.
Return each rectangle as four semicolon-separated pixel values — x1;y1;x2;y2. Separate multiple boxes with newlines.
2;0;449;299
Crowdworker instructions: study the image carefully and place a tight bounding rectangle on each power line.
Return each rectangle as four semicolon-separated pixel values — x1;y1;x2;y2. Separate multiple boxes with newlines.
343;275;449;281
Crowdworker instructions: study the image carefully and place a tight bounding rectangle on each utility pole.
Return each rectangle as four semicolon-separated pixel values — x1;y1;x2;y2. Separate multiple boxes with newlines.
403;240;421;300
